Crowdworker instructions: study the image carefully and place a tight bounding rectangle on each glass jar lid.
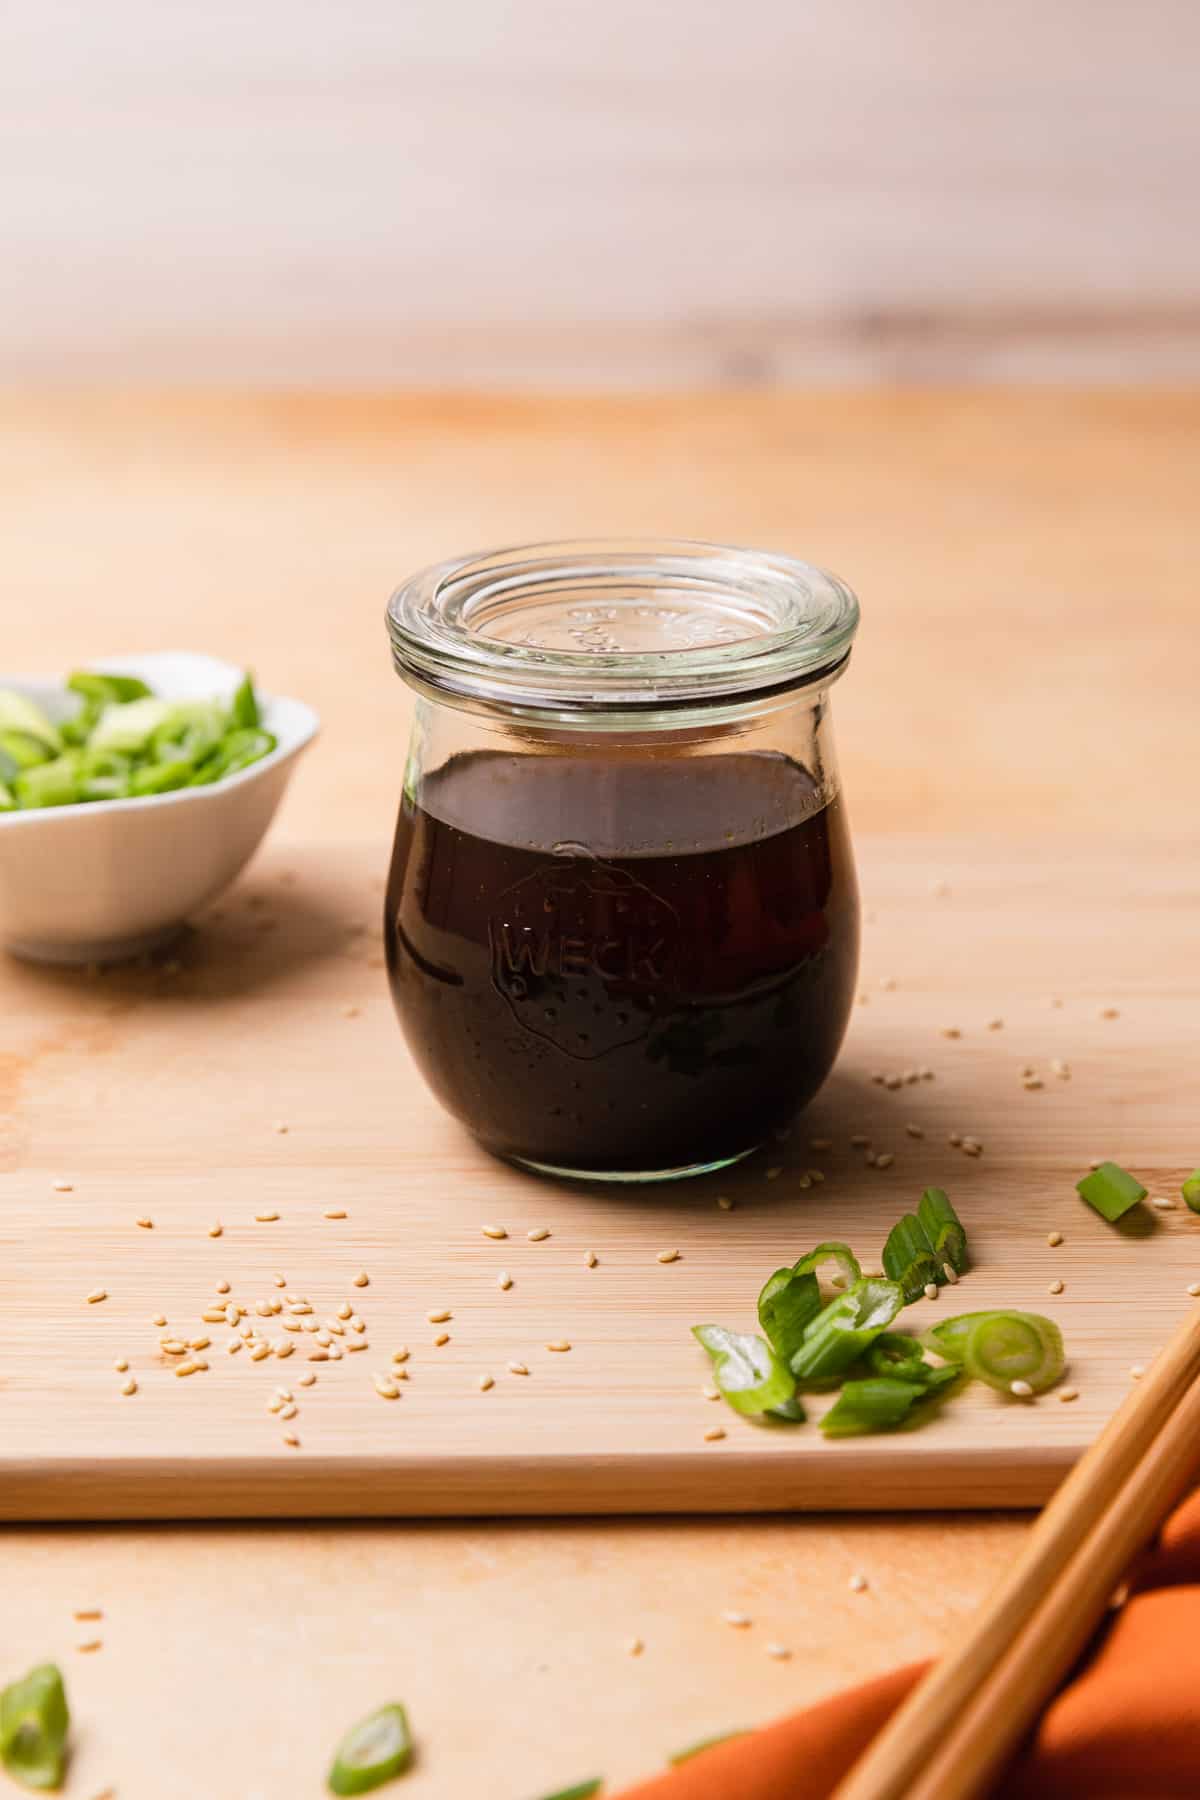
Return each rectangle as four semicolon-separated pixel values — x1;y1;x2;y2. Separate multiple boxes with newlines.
386;538;859;718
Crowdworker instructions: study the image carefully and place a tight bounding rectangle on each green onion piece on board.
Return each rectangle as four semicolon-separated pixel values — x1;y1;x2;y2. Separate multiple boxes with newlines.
668;1731;748;1765
328;1703;413;1794
789;1278;904;1387
0;1663;70;1791
230;670;261;729
757;1267;821;1362
958;1311;1066;1395
881;1213;942;1302
532;1782;604;1800
790;1242;862;1294
1076;1161;1147;1223
917;1187;968;1275
692;1325;796;1416
865;1332;933;1382
765;1393;807;1423
920;1311;993;1364
820;1377;928;1437
1182;1172;1200;1213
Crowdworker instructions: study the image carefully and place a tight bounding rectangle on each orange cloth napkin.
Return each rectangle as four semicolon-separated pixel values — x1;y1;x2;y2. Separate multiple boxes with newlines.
618;1488;1200;1799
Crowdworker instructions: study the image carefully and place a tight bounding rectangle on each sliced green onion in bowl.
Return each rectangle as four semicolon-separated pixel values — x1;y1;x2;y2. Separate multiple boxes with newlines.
757;1267;821;1362
328;1703;413;1794
692;1325;796;1416
0;1662;70;1791
1076;1161;1147;1223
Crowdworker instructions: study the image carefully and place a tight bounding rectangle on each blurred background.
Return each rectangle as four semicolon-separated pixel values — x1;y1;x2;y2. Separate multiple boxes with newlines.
5;0;1199;386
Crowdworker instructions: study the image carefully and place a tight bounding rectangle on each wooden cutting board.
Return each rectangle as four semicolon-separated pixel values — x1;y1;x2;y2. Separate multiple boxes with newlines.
1;834;1195;1521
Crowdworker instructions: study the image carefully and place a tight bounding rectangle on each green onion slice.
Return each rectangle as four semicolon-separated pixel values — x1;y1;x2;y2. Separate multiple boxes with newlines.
0;691;61;752
757;1267;821;1362
820;1377;928;1437
0;1663;70;1791
668;1731;747;1765
230;670;261;729
692;1325;796;1416
67;670;152;707
791;1241;862;1293
937;1311;1066;1395
532;1783;604;1800
865;1332;932;1382
789;1278;904;1387
328;1703;413;1794
917;1187;968;1275
1076;1161;1147;1223
881;1213;942;1302
1182;1171;1200;1214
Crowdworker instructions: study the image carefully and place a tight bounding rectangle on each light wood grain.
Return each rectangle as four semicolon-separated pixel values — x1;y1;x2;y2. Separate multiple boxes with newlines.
4;1;1200;382
2;834;1196;1519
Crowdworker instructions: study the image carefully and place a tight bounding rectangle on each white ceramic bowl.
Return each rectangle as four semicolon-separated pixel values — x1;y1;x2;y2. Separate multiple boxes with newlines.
0;651;318;964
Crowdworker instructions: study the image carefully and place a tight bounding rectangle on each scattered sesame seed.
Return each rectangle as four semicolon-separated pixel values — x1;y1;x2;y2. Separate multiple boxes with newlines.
585;1250;599;1267
508;1361;530;1376
656;1249;682;1265
702;1386;721;1401
716;1196;733;1211
373;1375;400;1399
546;1340;571;1352
962;1139;983;1157
342;1005;360;1019
297;1372;316;1387
201;1308;227;1323
721;1610;752;1627
884;1075;903;1092
216;1280;231;1294
73;1610;103;1621
392;1348;410;1363
345;1339;368;1352
121;1377;137;1396
53;1180;73;1193
352;1272;369;1288
273;1274;287;1288
848;1573;869;1593
870;1072;886;1086
189;1336;211;1352
941;1027;962;1039
1100;1007;1120;1020
807;1168;825;1183
498;1272;513;1290
796;1173;812;1189
1130;1364;1146;1380
281;1319;301;1333
482;1225;508;1240
919;1066;935;1080
765;1642;791;1660
875;1153;895;1170
308;1349;328;1362
850;1134;870;1148
626;1637;644;1657
174;1359;207;1378
152;1313;167;1327
478;1375;494;1391
76;1640;102;1654
275;1342;295;1360
1188;1283;1200;1298
112;1355;129;1374
703;1426;726;1442
987;1018;1004;1031
809;1138;832;1151
282;1433;300;1447
949;1132;962;1147
1089;1158;1104;1171
527;1227;551;1242
324;1209;347;1220
135;1217;153;1229
1152;1197;1176;1211
923;1283;939;1302
249;1344;271;1362
905;1123;925;1139
433;1332;450;1347
943;1263;959;1284
1058;1387;1079;1403
86;1288;107;1305
880;977;896;991
1047;1231;1064;1246
208;1223;222;1238
226;1339;242;1354
255;1210;280;1223
1009;1379;1034;1399
1051;1059;1070;1079
765;1165;783;1180
1023;1076;1044;1091
427;1308;452;1323
273;1121;290;1134
280;1403;298;1421
1048;1279;1065;1295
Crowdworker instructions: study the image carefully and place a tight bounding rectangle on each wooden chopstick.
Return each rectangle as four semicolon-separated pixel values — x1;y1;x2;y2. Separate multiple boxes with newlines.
833;1302;1200;1800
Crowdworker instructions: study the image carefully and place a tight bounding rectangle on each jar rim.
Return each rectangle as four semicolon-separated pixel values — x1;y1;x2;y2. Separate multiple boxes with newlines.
386;538;859;717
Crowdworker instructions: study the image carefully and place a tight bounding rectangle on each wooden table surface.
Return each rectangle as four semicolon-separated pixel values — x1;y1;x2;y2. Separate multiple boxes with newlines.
1;389;1196;1798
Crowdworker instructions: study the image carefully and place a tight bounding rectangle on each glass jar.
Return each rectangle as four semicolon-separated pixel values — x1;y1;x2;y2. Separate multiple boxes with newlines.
384;539;860;1183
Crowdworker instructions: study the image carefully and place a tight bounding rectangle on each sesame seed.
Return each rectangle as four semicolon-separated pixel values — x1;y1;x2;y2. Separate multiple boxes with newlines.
352;1272;369;1288
189;1336;211;1351
1009;1379;1034;1399
482;1225;508;1240
626;1637;644;1657
941;1027;962;1039
905;1123;924;1139
527;1227;551;1242
333;1301;351;1320
281;1319;301;1333
208;1223;222;1238
53;1180;73;1193
282;1433;300;1447
884;1075;903;1092
808;1169;825;1183
297;1373;316;1387
848;1573;869;1593
373;1375;400;1399
392;1347;410;1363
324;1209;347;1220
280;1403;298;1421
923;1283;939;1301
809;1138;832;1151
345;1339;367;1352
1047;1231;1064;1246
962;1139;983;1157
201;1308;227;1323
1152;1197;1176;1211
943;1263;959;1284
948;1132;962;1147
508;1361;530;1376
342;1005;360;1018
765;1165;783;1181
1023;1076;1044;1091
498;1273;513;1290
273;1274;287;1288
1058;1387;1080;1402
250;1344;271;1362
308;1349;329;1362
875;1153;895;1170
1188;1284;1200;1298
1089;1158;1104;1171
226;1339;242;1354
73;1610;103;1621
86;1288;107;1305
871;1072;886;1086
716;1196;734;1211
316;1328;333;1348
585;1250;599;1266
112;1357;129;1373
160;1339;187;1355
987;1018;1004;1031
255;1211;280;1223
850;1133;870;1148
880;977;896;991
919;1066;935;1080
656;1248;681;1264
174;1359;207;1378
765;1642;791;1660
702;1386;721;1401
76;1640;102;1654
703;1426;726;1442
216;1280;231;1294
1130;1364;1146;1380
433;1332;450;1347
427;1309;452;1323
273;1121;289;1134
478;1374;494;1391
1100;1007;1120;1020
721;1610;751;1627
1048;1279;1065;1295
276;1342;295;1359
136;1217;153;1229
1051;1059;1070;1078
546;1340;571;1352
796;1173;812;1189
121;1377;137;1396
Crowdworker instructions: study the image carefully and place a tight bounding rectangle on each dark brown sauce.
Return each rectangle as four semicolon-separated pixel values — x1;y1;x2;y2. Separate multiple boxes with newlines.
384;750;859;1174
